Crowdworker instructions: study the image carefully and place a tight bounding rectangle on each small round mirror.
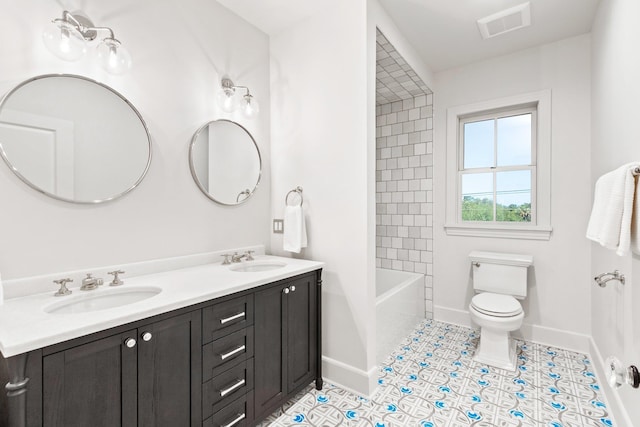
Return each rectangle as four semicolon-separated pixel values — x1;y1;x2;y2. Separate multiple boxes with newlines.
189;119;261;205
0;74;152;203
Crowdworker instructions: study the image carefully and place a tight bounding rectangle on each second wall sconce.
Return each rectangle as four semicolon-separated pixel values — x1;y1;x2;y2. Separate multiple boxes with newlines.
42;10;132;75
216;77;260;119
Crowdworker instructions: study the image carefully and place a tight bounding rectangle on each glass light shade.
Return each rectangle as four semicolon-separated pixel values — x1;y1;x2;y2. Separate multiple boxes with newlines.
96;38;132;75
240;94;260;119
42;20;87;61
216;88;239;113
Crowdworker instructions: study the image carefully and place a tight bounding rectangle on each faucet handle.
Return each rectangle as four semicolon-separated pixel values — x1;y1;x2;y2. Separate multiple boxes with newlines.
108;270;125;287
53;278;73;297
245;250;255;261
221;254;232;265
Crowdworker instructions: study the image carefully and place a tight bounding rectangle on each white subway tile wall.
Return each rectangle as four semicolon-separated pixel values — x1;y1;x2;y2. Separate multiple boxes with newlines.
376;29;434;319
376;94;434;318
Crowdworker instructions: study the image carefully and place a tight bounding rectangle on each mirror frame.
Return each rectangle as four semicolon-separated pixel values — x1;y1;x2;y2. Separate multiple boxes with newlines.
0;73;153;204
188;119;262;206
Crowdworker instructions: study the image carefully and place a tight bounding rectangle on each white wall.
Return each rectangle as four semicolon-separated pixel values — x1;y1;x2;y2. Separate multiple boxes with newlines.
267;0;435;395
270;0;373;394
0;0;271;279
433;35;593;349
591;0;640;424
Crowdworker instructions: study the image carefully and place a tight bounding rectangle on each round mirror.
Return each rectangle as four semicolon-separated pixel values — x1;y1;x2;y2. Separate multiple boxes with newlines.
0;74;151;203
189;119;261;205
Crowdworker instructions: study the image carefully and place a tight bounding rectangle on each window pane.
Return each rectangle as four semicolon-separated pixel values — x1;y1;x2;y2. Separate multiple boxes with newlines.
461;173;493;221
497;114;531;166
496;170;531;222
463;120;494;168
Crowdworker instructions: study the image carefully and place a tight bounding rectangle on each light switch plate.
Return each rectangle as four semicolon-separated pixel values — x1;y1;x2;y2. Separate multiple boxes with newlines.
273;219;284;234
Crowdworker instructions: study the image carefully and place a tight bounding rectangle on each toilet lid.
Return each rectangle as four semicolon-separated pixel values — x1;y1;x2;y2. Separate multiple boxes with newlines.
471;293;522;317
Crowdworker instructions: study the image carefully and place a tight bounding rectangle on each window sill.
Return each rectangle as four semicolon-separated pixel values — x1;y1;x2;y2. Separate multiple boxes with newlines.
444;223;552;240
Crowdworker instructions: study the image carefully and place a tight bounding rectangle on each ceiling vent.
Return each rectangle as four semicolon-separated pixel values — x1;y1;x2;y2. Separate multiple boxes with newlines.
477;2;531;39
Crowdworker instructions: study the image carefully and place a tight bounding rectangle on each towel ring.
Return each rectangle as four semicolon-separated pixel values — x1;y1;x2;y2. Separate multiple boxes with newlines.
236;189;250;203
285;186;303;207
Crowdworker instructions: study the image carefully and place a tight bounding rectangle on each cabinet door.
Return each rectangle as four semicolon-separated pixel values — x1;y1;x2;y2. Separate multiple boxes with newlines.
137;310;201;427
42;330;137;427
253;284;286;420
286;275;317;393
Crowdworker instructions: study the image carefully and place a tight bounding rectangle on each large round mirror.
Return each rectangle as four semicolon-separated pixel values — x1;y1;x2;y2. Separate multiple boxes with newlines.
0;74;151;203
189;119;261;205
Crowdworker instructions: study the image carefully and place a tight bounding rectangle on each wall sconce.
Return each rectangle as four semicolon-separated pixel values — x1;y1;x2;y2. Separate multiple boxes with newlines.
42;10;132;75
216;78;260;119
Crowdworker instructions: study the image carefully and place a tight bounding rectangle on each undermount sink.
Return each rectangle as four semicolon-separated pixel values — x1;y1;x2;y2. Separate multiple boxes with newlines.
44;286;162;314
229;261;286;273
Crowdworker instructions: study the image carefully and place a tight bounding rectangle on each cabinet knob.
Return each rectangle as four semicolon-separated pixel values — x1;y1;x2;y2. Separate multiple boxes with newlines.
283;287;290;294
290;285;296;292
141;332;152;342
124;338;136;348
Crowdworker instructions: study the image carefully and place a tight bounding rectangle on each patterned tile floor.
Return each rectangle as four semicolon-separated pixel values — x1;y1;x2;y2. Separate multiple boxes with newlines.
259;320;613;427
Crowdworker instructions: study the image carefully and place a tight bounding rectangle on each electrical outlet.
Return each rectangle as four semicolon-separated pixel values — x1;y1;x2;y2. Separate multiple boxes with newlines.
273;219;284;234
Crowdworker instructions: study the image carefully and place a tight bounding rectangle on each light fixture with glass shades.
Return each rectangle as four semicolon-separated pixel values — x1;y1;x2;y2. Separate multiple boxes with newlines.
42;10;132;75
216;77;260;119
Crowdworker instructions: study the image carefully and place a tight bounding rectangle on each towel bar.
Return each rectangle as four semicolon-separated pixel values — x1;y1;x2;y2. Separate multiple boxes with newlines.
285;186;303;207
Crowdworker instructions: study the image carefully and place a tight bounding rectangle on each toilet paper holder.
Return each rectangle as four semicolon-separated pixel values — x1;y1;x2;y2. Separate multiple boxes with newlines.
594;270;625;287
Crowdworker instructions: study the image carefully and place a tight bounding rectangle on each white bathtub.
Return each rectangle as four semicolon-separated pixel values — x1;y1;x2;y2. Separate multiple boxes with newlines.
376;268;425;364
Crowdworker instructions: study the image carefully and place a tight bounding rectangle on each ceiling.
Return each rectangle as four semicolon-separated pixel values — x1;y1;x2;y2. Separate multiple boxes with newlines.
217;0;600;73
377;0;600;72
376;29;432;105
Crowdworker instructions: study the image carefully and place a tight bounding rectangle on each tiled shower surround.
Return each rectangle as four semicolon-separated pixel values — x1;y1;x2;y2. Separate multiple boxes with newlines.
376;94;434;318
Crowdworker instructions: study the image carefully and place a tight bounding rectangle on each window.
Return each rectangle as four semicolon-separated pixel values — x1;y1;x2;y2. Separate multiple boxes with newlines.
460;107;535;223
445;91;552;240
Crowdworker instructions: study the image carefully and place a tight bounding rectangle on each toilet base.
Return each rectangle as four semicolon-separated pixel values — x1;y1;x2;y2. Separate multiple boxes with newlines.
473;327;517;371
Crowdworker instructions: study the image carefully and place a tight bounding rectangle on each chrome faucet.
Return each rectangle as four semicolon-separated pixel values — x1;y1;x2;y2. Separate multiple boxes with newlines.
231;252;247;263
231;251;255;263
108;270;125;286
80;273;103;291
53;278;73;297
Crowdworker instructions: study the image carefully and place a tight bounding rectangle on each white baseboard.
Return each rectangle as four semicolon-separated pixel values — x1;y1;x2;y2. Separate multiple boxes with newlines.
518;323;590;353
434;305;591;353
589;338;632;427
434;305;471;327
322;356;378;398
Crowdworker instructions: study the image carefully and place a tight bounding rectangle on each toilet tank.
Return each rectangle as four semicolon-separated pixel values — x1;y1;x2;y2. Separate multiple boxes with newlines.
469;251;533;298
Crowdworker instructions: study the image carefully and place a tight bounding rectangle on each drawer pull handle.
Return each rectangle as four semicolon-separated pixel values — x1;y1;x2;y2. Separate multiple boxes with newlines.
219;378;246;397
221;413;245;427
220;344;246;360
220;311;245;324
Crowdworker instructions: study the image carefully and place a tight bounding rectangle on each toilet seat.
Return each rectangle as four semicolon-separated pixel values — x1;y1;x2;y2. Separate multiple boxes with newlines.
471;293;522;317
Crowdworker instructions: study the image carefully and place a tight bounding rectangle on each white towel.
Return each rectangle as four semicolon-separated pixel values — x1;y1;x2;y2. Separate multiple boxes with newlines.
283;205;307;253
586;162;640;256
0;272;3;305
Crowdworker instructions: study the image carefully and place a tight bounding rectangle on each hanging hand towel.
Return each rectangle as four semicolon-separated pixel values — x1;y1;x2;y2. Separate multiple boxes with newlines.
586;162;640;256
283;205;307;253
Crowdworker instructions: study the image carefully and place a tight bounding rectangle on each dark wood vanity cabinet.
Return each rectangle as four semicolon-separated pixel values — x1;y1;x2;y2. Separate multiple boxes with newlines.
41;310;202;427
254;273;320;421
0;269;322;427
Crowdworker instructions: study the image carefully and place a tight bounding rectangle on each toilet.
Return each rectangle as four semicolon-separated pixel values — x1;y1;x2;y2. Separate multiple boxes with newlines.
468;251;533;371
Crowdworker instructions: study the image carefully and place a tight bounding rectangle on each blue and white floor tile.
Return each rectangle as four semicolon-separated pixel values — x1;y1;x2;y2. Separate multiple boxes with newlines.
259;320;613;427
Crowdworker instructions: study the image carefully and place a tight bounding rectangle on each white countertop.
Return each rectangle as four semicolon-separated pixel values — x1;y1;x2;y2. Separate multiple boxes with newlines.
0;255;324;358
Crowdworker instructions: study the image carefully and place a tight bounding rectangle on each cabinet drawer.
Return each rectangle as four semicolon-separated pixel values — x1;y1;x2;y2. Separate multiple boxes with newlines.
203;327;254;381
203;358;254;419
203;391;253;427
203;295;254;344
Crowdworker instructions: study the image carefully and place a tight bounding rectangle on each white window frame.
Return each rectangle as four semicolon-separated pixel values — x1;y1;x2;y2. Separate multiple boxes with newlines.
445;90;552;240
